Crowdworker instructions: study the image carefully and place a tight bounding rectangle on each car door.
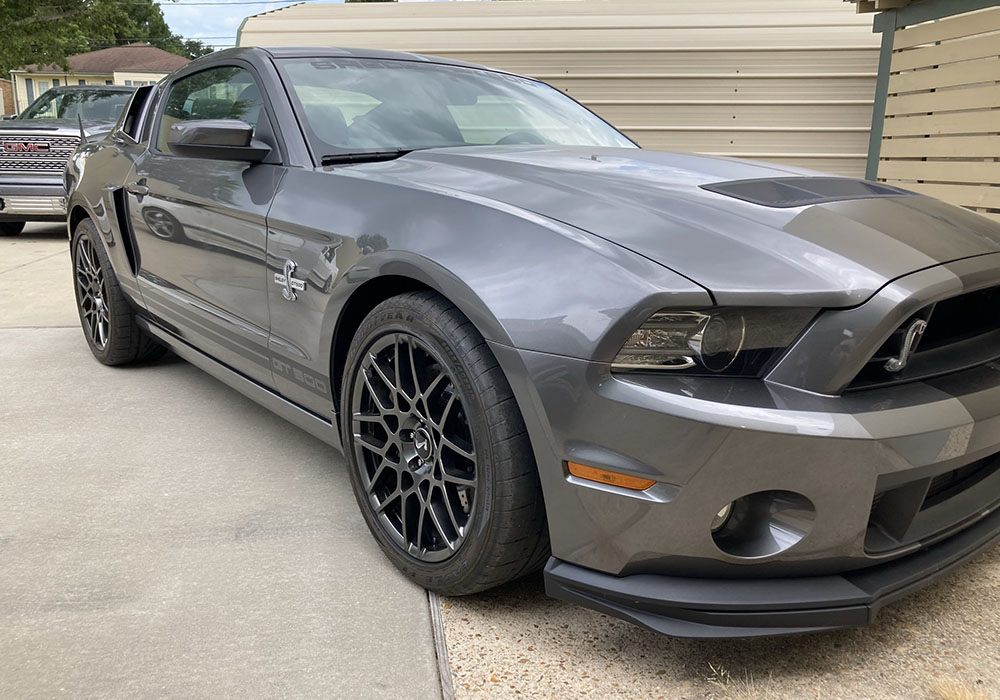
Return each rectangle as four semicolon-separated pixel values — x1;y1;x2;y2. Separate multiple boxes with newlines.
127;63;284;386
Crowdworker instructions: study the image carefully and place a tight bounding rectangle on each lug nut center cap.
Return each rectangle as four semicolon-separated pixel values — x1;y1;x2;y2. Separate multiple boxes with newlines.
413;426;434;462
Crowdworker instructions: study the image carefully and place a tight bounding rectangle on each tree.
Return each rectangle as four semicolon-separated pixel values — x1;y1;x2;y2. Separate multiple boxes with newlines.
0;0;213;77
77;0;214;60
0;1;89;76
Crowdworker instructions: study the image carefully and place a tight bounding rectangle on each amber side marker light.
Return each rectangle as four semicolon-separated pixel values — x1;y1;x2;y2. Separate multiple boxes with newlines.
567;462;656;491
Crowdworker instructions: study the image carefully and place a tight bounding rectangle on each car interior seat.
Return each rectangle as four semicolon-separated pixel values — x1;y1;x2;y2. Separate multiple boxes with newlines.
345;101;464;149
230;83;265;129
302;103;349;149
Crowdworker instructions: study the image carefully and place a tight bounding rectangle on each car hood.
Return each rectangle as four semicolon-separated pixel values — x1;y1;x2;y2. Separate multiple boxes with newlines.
0;118;113;137
363;146;1000;306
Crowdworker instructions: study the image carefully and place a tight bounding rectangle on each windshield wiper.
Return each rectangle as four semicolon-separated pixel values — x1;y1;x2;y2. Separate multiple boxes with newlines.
320;149;413;166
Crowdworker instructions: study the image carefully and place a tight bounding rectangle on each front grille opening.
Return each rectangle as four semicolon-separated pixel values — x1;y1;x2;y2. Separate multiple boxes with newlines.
0;134;80;174
849;285;1000;390
922;459;999;510
866;457;1000;553
921;286;1000;350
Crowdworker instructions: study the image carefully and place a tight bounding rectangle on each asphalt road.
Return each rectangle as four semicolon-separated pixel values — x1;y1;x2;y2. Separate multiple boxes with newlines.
0;224;444;699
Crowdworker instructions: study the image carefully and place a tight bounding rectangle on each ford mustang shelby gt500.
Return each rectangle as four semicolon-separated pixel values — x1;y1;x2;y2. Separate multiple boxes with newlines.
66;47;1000;638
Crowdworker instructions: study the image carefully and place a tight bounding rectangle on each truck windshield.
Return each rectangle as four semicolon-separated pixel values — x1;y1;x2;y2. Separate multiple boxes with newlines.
20;90;133;122
276;57;637;156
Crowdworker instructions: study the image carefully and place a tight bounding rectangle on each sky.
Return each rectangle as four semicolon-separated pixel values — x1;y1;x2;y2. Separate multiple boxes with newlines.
159;0;480;51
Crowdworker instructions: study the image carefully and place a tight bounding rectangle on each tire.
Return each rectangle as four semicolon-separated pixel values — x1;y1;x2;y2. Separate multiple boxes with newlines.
341;291;549;596
0;221;25;236
71;218;166;366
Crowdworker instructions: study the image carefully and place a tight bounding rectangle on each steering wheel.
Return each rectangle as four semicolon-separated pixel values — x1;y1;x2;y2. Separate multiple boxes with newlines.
495;131;544;145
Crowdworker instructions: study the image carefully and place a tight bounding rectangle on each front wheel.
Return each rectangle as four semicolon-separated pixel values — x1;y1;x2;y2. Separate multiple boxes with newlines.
0;221;25;236
342;291;549;595
71;218;165;365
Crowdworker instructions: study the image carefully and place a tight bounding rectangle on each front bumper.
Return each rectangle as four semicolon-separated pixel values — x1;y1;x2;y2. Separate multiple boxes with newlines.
0;179;67;220
489;309;1000;635
493;340;1000;577
545;502;1000;638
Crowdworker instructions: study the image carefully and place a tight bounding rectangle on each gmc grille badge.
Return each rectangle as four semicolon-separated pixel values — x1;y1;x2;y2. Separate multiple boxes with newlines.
3;142;51;153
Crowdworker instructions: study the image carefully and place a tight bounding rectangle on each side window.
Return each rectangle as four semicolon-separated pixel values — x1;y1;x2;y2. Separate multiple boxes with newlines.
120;85;155;141
157;66;266;154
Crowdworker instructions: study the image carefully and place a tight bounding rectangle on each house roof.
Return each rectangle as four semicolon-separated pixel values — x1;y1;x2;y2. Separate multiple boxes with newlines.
846;0;929;13
18;43;190;74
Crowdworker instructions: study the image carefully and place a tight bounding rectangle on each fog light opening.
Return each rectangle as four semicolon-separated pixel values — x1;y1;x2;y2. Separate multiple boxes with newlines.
711;502;733;532
711;490;815;559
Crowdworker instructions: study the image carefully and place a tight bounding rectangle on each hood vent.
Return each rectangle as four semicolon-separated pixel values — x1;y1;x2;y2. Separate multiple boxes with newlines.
701;177;917;208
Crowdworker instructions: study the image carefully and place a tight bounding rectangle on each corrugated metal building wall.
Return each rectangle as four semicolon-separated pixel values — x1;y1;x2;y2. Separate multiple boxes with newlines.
239;0;880;177
868;4;1000;224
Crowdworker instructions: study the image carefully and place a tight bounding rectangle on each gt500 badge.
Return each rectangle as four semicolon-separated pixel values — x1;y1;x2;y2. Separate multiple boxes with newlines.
274;259;306;301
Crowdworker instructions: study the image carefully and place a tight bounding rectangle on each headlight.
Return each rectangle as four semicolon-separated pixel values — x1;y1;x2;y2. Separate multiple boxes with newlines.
612;307;817;377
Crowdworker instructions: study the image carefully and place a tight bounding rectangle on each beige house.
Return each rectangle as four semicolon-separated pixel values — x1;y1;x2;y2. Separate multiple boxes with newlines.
9;43;189;114
238;0;880;177
0;78;12;115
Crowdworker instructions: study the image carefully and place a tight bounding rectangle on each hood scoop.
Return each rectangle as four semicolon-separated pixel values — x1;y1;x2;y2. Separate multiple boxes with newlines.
700;177;918;208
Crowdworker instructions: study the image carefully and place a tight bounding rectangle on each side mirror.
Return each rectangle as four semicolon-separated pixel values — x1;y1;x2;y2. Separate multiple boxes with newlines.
2;114;17;120
167;119;270;162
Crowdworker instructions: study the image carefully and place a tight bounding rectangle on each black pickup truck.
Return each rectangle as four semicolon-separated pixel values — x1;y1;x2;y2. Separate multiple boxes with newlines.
1;85;134;236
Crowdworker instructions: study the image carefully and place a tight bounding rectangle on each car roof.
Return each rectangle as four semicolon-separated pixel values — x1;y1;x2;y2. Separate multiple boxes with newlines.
209;46;499;74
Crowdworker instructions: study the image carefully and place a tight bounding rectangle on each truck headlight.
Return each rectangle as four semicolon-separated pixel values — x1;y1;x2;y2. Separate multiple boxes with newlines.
612;307;817;377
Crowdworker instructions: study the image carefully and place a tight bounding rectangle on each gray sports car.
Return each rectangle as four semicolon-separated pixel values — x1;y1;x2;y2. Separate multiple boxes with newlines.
66;47;1000;639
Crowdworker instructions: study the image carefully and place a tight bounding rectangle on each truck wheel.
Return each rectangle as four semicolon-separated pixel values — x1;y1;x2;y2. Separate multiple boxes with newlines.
342;291;549;596
0;221;25;236
71;218;165;365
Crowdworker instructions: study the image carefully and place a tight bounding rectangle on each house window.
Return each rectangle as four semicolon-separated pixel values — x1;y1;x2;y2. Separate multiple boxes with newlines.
37;80;50;94
105;80;113;85
25;78;34;103
124;80;132;86
53;79;60;87
78;79;86;86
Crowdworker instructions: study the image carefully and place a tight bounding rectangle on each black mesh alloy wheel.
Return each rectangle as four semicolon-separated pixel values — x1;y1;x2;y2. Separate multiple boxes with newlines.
352;331;478;562
74;228;111;351
342;291;549;595
71;218;165;366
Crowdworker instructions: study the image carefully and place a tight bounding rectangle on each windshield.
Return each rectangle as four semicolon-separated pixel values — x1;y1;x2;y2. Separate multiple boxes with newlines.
20;90;133;122
276;58;636;156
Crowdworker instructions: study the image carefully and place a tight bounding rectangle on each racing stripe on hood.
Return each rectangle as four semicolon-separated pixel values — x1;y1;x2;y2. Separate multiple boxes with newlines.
360;147;1000;307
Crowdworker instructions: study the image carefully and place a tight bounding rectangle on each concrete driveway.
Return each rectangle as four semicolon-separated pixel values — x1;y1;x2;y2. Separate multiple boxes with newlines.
0;224;445;699
5;224;1000;700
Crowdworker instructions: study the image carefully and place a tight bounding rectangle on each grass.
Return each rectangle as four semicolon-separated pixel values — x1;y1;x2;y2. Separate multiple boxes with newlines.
932;680;994;700
706;664;773;700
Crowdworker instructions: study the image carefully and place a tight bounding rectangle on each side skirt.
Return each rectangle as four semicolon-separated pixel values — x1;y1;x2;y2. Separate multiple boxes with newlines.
138;318;344;453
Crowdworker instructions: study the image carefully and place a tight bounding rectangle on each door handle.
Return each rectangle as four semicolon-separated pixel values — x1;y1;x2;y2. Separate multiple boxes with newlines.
125;180;149;197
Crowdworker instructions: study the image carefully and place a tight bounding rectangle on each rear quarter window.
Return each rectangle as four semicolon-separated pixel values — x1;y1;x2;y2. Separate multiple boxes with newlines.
120;85;155;141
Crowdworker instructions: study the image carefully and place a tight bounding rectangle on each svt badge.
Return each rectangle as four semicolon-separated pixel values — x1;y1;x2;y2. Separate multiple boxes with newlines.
274;259;306;301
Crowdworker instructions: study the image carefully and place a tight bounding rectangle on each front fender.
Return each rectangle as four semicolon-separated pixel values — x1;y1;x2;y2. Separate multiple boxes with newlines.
270;167;711;366
66;140;143;304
